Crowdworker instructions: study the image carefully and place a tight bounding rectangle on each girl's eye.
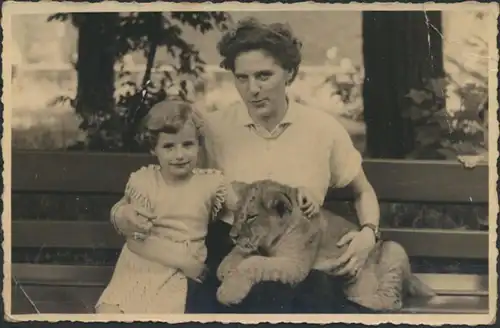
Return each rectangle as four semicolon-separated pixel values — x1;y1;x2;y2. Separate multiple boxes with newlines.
183;141;195;147
163;143;174;149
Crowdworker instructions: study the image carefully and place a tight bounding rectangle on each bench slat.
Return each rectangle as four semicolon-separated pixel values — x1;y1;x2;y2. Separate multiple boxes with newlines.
416;273;489;296
10;265;489;315
12;264;113;287
11;263;489;295
10;283;489;315
11;280;38;314
12;221;125;249
12;151;488;203
401;295;489;314
11;221;489;259
19;285;100;314
381;228;489;260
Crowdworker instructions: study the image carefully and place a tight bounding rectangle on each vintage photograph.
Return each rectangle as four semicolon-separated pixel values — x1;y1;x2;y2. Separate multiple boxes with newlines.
2;1;498;324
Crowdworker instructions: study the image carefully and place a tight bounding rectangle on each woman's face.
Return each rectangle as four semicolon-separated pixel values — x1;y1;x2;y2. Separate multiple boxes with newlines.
232;49;293;121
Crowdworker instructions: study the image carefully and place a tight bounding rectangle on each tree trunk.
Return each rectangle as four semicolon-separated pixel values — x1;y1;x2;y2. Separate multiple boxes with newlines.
75;13;119;146
122;13;163;152
362;11;444;159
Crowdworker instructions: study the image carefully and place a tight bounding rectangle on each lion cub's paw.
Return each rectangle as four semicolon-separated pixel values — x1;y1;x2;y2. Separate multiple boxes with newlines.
216;261;235;281
217;255;244;281
216;274;253;306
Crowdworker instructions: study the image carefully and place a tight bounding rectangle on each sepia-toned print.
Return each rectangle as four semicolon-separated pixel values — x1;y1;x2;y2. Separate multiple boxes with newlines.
2;1;498;325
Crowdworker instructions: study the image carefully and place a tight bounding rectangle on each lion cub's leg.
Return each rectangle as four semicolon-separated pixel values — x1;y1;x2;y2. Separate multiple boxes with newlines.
217;247;249;281
216;233;320;306
345;241;410;312
216;255;313;306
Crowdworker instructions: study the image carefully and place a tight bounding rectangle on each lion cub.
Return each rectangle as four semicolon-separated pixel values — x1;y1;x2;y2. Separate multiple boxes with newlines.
216;180;435;311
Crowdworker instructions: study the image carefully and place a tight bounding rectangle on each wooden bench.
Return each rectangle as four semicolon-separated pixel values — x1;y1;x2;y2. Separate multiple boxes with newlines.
9;150;490;315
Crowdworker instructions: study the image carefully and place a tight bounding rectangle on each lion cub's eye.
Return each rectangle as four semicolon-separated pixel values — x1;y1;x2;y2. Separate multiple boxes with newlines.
246;214;258;223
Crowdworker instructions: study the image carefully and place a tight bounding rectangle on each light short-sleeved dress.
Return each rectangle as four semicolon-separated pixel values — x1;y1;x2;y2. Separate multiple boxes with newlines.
96;166;226;314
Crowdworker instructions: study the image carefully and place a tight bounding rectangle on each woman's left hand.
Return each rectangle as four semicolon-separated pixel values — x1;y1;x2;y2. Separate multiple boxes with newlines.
297;187;320;219
329;227;376;277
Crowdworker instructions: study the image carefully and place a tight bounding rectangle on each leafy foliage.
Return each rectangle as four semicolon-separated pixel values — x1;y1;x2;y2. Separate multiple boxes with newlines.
322;63;364;121
287;52;364;122
48;12;230;152
403;11;489;161
404;76;488;160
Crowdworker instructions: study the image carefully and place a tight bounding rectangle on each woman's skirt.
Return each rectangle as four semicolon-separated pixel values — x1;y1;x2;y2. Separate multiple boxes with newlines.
96;245;188;314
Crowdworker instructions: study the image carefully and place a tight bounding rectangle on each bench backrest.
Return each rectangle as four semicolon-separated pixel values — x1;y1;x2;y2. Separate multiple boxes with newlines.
10;150;490;260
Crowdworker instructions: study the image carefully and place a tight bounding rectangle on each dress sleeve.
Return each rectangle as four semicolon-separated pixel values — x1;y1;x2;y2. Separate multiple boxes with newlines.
123;165;157;218
327;117;363;188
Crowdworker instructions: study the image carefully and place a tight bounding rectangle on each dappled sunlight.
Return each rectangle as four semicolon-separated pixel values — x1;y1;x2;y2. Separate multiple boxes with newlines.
442;11;490;115
11;68;83;149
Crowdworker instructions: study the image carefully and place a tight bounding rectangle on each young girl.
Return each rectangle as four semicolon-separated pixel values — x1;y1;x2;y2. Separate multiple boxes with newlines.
95;99;231;314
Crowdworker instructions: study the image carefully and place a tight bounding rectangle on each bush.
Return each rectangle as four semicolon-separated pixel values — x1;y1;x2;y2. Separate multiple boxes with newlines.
404;77;488;161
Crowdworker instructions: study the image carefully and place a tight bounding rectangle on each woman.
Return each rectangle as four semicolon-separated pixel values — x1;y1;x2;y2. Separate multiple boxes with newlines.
112;17;381;314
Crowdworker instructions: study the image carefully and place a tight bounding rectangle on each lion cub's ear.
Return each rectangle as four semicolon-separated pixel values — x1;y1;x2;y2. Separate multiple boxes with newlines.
268;192;294;218
230;181;249;199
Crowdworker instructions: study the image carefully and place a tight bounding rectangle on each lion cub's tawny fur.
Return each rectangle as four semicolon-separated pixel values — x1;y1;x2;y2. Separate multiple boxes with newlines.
216;180;435;311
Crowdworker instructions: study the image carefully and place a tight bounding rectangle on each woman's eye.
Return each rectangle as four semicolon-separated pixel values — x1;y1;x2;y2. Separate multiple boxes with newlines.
163;144;174;149
236;75;248;82
257;72;272;81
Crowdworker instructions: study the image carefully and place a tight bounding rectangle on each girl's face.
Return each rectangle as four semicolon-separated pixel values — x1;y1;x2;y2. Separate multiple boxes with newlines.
152;122;199;181
233;49;293;122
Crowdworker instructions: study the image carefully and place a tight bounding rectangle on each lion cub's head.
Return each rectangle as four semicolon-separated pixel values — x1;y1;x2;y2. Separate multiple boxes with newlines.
228;180;302;253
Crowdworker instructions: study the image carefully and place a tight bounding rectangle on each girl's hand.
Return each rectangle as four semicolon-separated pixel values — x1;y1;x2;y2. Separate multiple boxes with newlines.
297;187;320;219
183;260;208;283
329;228;376;277
115;203;153;240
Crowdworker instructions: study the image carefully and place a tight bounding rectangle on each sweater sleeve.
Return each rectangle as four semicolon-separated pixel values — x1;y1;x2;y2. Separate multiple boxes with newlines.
327;117;363;188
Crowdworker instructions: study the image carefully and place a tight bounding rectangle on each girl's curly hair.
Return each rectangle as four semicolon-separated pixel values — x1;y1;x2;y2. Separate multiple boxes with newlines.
217;17;303;83
141;99;205;151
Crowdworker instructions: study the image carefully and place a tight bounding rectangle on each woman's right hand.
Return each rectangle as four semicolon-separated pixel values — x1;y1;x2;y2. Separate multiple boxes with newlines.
113;203;153;240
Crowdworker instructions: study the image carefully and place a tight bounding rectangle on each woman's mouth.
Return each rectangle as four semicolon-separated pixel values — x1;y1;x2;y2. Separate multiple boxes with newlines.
250;99;268;106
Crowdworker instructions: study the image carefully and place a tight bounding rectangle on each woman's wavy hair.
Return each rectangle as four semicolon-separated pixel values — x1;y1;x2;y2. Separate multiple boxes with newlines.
141;99;212;168
217;17;303;84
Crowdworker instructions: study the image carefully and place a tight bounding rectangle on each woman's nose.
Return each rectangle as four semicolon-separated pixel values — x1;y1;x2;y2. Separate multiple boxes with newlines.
248;78;260;95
